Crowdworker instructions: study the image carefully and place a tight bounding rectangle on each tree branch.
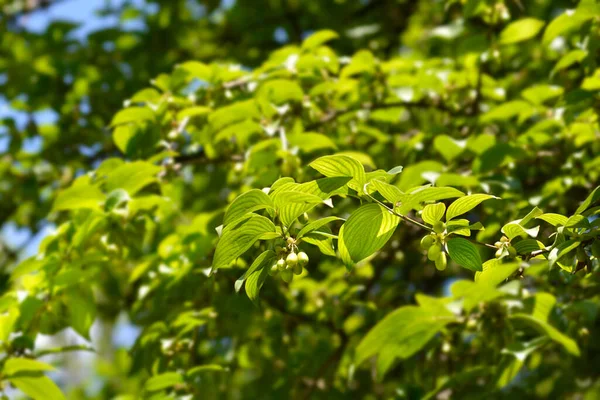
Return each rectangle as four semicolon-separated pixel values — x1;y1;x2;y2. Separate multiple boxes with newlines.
306;99;464;131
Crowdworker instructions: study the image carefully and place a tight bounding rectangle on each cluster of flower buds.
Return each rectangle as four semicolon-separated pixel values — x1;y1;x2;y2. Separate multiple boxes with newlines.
269;241;309;283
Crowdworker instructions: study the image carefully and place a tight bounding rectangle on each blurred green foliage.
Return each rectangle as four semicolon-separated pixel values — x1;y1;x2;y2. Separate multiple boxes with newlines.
1;0;600;399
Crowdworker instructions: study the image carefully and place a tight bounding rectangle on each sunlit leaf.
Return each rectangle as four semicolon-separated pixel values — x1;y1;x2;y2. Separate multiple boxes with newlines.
338;204;400;268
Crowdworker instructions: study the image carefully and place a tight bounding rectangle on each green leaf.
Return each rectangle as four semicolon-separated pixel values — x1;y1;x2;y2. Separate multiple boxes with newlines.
145;372;184;392
575;186;600;214
52;182;105;212
235;250;275;293
215;118;261;145
338;204;400;268
187;365;229;376
273;190;326;227
110;106;155;126
244;258;272;304
3;358;55;376
288;132;337;153
433;135;465;162
446;194;498;221
422;203;446;225
66;289;96;341
177;106;212;120
9;375;66;400
565;214;589;228
105;161;162;196
536;213;568;226
179;61;213;82
513;239;545;254
519;206;544;226
0;307;19;343
581;69;600;91
302;229;336;256
212;215;276;272
258;79;304;105
273;191;324;209
302;29;339;50
548;240;580;269
451;280;504;313
223;189;275;226
269;177;350;226
368;179;404;204
297;216;344;238
509;314;580;356
209;100;259;131
502;222;539;239
341;50;376;77
499;18;544;45
309;154;366;192
113;124;137;154
387;165;404;175
474;258;520;286
397;161;444;190
104;188;130;211
532;292;556;322
543;11;593;45
396;186;464;215
355;305;455;372
481;100;533;122
521;84;564;105
553;49;587;74
446;219;472;236
446;238;482;271
496;339;546;389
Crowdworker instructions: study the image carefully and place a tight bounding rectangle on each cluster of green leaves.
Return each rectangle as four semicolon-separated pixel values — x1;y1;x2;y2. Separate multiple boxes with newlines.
1;0;600;399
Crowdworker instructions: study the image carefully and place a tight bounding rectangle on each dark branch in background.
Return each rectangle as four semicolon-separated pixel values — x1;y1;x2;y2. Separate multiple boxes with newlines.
174;98;463;165
306;99;466;131
1;0;67;20
173;150;243;165
299;333;349;400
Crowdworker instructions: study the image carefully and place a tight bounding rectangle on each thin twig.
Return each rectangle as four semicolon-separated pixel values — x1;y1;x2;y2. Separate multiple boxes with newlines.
364;189;432;231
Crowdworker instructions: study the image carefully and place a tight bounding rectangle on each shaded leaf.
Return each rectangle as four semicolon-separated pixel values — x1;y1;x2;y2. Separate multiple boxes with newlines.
509;314;580;356
145;372;184;392
446;238;483;271
212;215;276;272
297;216;344;238
355;306;455;375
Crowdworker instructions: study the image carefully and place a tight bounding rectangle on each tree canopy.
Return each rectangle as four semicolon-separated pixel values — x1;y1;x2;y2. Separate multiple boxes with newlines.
1;0;600;399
